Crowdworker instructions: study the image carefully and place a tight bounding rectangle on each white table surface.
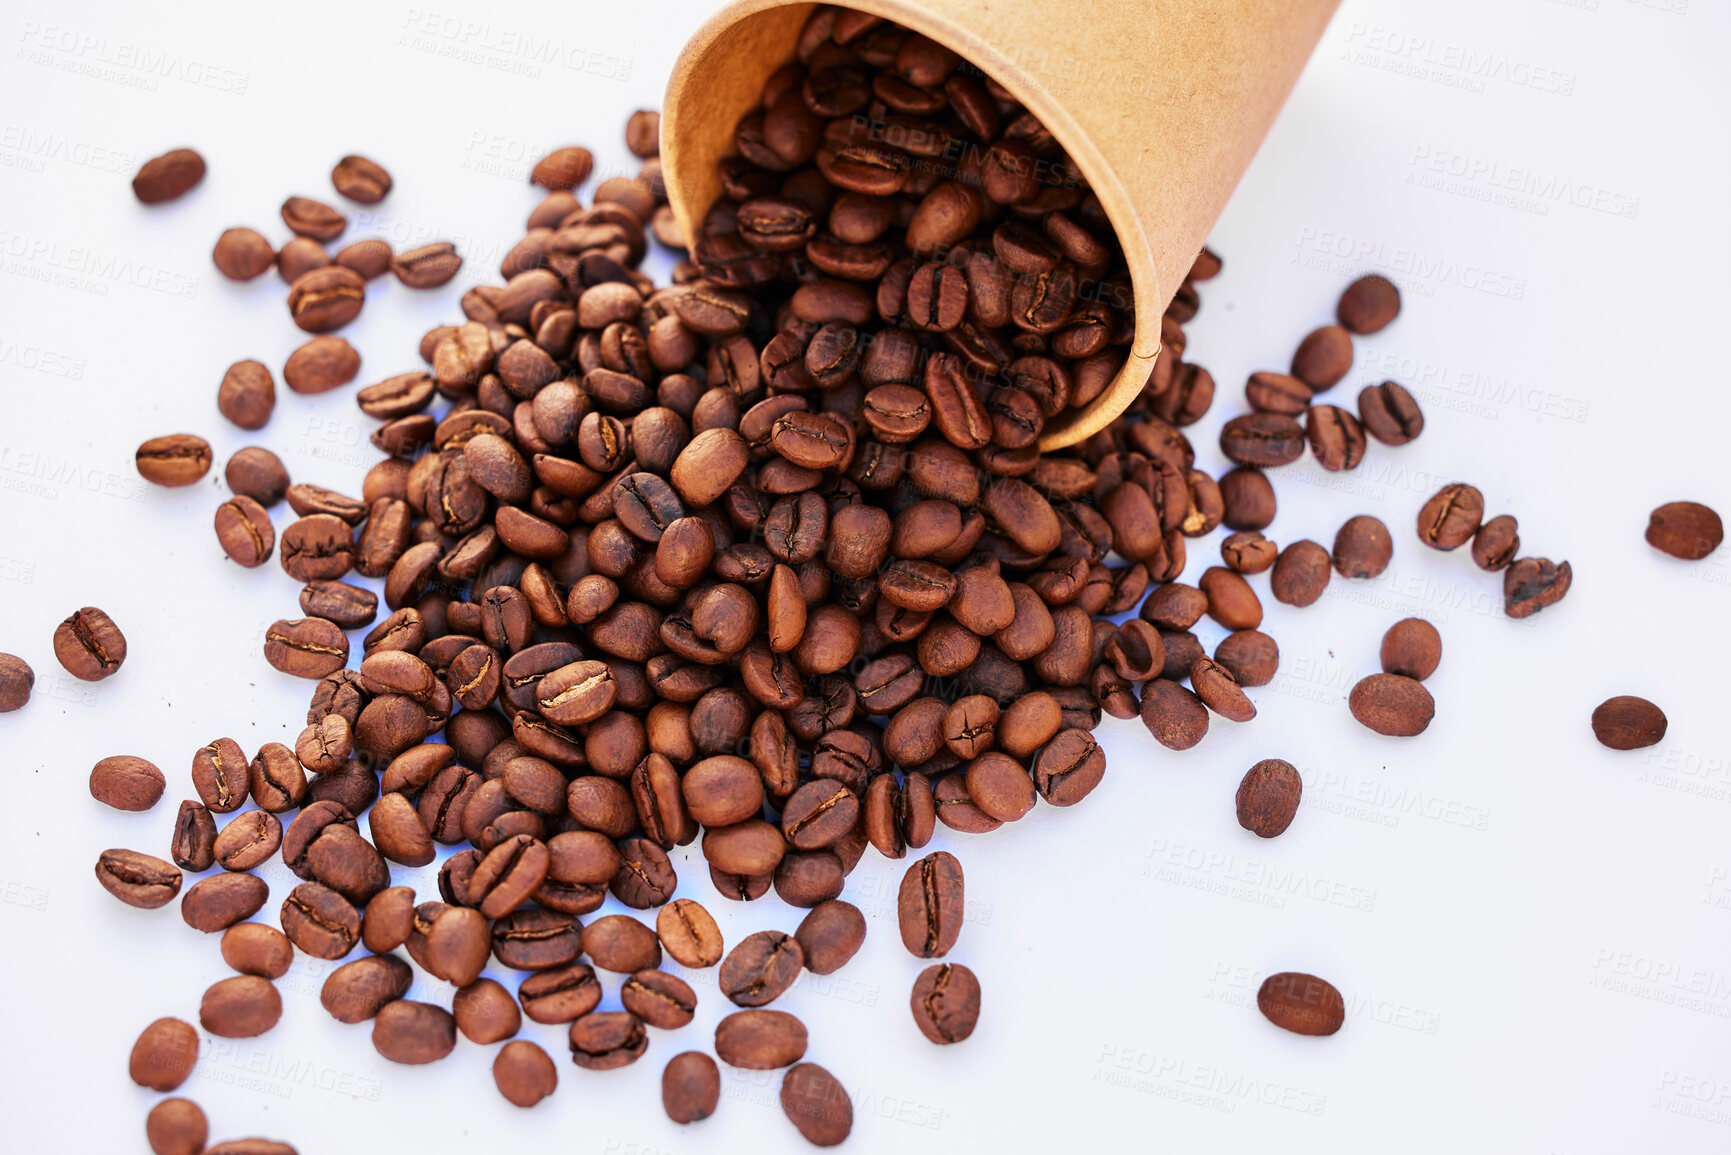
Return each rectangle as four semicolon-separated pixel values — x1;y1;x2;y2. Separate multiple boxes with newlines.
2;0;1728;1151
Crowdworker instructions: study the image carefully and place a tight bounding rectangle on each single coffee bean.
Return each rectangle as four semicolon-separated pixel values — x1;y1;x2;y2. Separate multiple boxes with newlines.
1417;483;1484;550
263;617;350;679
1269;539;1330;607
0;652;33;712
1199;565;1262;629
781;1062;852;1147
220;923;294;979
518;964;603;1024
89;755;164;812
1219;466;1276;531
714;1009;808;1069
299;581;376;630
568;1011;649;1070
657;897;724;968
663;1051;721;1124
373;999;457;1064
1257;971;1345;1036
1031;729;1106;806
54;606;127;680
720;930;805;1006
281;514;356;581
200;974;283;1037
248;742;307;812
203;1140;298;1155
1349;673;1435;737
1139;679;1209;751
130;1017;200;1090
1236;759;1302;837
1190;656;1256;723
1337;274;1401;333
213;809;282;871
1646;501;1723;560
1213;630;1279;688
964;752;1035;821
532;146;594;189
612;837;678;909
793;900;865;975
1333;515;1392;579
96;848;182;909
495;1039;559;1107
283;335;361;394
1503;557;1572;618
623;968;698;1029
192;737;252;813
280;881;361;959
898;851;963;959
1590;695;1667;750
332;154;393;204
133;148;205;203
225;446;290;506
213;227;276;281
1221;531;1277;574
1380;618;1442;680
282;195;346;240
171;801;218;871
145;1097;208;1155
910;962;980;1044
1357;380;1423;445
582;913;663;972
287;266;366;333
1244;371;1312;415
215;496;275;567
1290;324;1352;389
395;242;464;288
1471;514;1519;572
1305;404;1366;471
321;953;413;1023
278;235;330;281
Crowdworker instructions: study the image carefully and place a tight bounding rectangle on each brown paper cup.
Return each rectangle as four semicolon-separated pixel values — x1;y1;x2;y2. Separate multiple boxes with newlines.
664;0;1339;448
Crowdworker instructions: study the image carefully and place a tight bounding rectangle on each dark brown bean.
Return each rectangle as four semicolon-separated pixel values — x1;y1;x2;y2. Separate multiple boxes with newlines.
1591;696;1667;750
910;961;980;1044
1258;972;1345;1035
1348;673;1435;736
1236;759;1302;837
1380;618;1442;680
1646;501;1723;560
88;755;164;812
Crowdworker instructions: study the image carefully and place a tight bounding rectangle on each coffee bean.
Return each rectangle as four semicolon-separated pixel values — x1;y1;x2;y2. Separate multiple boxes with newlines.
0;652;33;712
278;236;330;282
568;1011;649;1070
203;1140;298;1155
1591;695;1667;750
130;1017;200;1090
1646;501;1723;560
1213;630;1279;687
332;155;393;204
284;335;361;394
321;953;412;1023
495;1039;559;1107
263;617;350;679
88;755;164;811
720;930;805;1006
1417;483;1483;550
582;913;662;972
220;923;294;979
1290;324;1352;389
133;148;205;203
1337;274;1401;334
373;1000;457;1064
395;243;463;289
1221;531;1277;574
53;606;127;682
518;964;602;1024
532;147;594;190
1357;381;1423;445
1245;371;1312;415
1269;539;1330;607
1380;618;1441;680
1305;404;1366;471
780;778;858;848
1471;514;1519;572
215;496;275;567
1219;467;1275;531
191;737;252;815
213;228;276;281
781;1062;852;1147
897;851;963;958
715;1008;808;1069
136;433;214;487
1190;656;1256;722
145;1097;208;1155
1349;673;1435;736
1139;679;1209;751
1503;557;1572;618
910;962;980;1044
282;195;346;241
1200;565;1262;629
96;848;182;908
213;809;282;871
1236;759;1301;837
1031;729;1105;806
200;974;283;1037
663;1051;720;1123
280;881;360;959
288;266;365;333
623;968;698;1029
171;801;218;871
1333;515;1392;579
1257;971;1345;1036
964;752;1035;821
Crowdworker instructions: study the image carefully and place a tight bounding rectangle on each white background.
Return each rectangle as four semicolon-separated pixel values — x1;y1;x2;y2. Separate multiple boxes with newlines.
1;0;1728;1151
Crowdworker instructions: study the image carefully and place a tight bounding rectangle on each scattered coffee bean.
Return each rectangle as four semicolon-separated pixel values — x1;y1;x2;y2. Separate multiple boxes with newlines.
136;434;213;487
715;1009;808;1069
1417;483;1484;550
663;1050;720;1123
781;1062;852;1147
1349;673;1435;737
213;228;276;281
568;1011;648;1069
218;360;277;430
145;1097;208;1155
321;953;413;1023
1645;501;1723;560
89;755;165;812
281;196;347;241
794;900;866;975
394;242;463;289
1471;514;1519;571
1139;679;1209;750
182;872;269;932
1336;274;1400;334
133;148;205;203
215;496;276;567
1290;324;1352;389
623;968;699;1029
130;1017;200;1090
171;801;218;871
263;617;350;679
532;147;595;190
96;847;182;908
1270;539;1330;607
1235;759;1301;837
0;652;33;711
720;930;805;1006
657;898;724;968
910;962;980;1044
1356;380;1423;445
1591;695;1667;750
331;155;393;204
1258;971;1345;1036
221;923;294;978
495;1039;558;1107
200;974;283;1037
1380;618;1441;680
1333;515;1392;579
372;999;457;1064
284;336;361;394
1503;557;1572;618
898;851;963;959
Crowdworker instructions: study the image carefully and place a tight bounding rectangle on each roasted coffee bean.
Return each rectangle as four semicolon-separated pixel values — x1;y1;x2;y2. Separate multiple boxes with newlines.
130;1017;200;1090
1417;483;1484;550
214;227;276;281
1030;728;1105;806
321;954;413;1023
1290;324;1352;389
280;514;355;581
491;907;581;971
453;978;524;1043
1236;759;1301;837
964;752;1035;821
263;617;350;679
1258;972;1345;1036
288;266;366;333
248;742;307;812
654;897;724;969
794;900;866;975
1220;531;1277;574
96;848;182;909
215;496;275;567
146;1098;208;1155
1471;515;1519;572
1200;566;1262;629
200;974;283;1037
192;738;250;813
1270;539;1330;606
373;1000;457;1064
1646;501;1723;560
715;1009;808;1069
568;1011;649;1070
1357;380;1423;445
663;1051;721;1124
720;930;805;1006
1591;696;1667;750
280;881;361;959
171;801;218;871
1305;404;1366;471
623;968;698;1029
1190;657;1256;723
495;1039;559;1107
332;154;393;204
910;962;979;1044
781;1062;852;1147
0;652;33;712
780;779;858;849
282;195;347;240
133;148;205;203
1245;371;1312;415
1380;618;1442;680
285;335;361;394
532;146;594;189
89;755;164;812
299;581;376;630
54;606;127;681
1337;274;1401;334
1218;467;1275;531
1139;679;1209;751
582;913;663;972
213;810;282;871
1349;673;1435;737
518;964;602;1024
1214;630;1279;687
612;837;678;909
897;851;962;958
1220;413;1304;468
221;923;294;979
1503;557;1572;618
1333;515;1392;579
